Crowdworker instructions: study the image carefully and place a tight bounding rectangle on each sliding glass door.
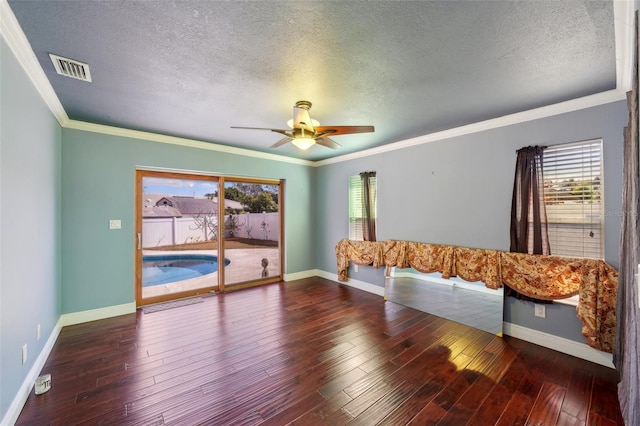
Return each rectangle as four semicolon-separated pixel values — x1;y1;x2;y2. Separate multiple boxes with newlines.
135;170;283;306
136;171;221;306
221;179;283;290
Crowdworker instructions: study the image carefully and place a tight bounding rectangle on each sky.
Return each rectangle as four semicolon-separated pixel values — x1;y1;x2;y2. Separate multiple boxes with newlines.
143;177;218;197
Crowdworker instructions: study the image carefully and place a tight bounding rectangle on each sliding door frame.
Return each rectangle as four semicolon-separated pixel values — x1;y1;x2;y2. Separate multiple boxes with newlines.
135;169;284;306
218;176;285;293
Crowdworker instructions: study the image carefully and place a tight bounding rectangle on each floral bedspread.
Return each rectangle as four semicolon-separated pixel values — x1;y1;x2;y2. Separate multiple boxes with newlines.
335;239;618;353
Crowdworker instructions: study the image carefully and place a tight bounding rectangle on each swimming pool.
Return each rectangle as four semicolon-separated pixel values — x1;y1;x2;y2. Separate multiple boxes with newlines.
142;253;230;287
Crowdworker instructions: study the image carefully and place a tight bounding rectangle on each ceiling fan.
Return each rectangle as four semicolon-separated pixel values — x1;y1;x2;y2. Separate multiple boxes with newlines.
231;100;375;150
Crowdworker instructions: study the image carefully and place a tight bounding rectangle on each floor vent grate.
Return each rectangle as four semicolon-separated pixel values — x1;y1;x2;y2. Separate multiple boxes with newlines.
141;297;204;314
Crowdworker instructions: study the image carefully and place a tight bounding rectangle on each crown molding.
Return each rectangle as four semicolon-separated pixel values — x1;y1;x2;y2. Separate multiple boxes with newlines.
614;0;635;92
0;0;69;125
1;0;311;167
2;0;634;169
314;89;626;167
64;120;314;166
317;1;634;167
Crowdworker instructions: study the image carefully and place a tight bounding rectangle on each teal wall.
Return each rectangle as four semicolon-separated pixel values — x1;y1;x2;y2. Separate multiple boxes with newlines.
1;39;62;420
314;100;628;342
61;129;316;313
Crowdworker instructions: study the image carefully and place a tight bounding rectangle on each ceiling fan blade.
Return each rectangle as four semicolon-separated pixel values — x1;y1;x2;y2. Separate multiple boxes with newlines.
292;106;315;132
271;129;295;137
315;137;341;149
231;126;274;131
270;137;292;148
314;125;374;137
231;126;294;137
231;126;291;132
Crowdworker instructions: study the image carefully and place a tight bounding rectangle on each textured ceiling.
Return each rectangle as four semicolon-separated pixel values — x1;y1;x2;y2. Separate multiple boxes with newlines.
5;0;622;161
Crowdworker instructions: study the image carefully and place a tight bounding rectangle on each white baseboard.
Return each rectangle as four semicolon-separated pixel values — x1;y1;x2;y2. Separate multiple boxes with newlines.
1;317;63;426
503;322;614;368
2;302;137;425
283;269;319;281
341;277;385;296
285;269;385;298
60;302;137;326
312;269;336;282
314;270;385;296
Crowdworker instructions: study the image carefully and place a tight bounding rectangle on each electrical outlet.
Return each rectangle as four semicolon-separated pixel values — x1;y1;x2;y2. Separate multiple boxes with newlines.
37;323;41;341
22;344;27;365
534;304;546;318
354;264;359;272
109;219;121;230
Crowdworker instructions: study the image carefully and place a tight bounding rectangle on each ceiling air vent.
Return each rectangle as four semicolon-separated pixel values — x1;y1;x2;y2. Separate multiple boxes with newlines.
49;53;92;82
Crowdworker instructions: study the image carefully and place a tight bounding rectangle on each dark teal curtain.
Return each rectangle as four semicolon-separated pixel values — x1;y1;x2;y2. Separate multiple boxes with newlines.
509;145;550;255
360;171;377;242
508;145;550;302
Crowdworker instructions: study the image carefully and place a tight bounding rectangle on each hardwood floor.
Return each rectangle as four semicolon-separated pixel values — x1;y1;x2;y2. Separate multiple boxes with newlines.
15;277;623;425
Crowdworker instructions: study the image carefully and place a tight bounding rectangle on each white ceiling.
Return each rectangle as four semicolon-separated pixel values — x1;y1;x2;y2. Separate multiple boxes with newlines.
2;0;634;162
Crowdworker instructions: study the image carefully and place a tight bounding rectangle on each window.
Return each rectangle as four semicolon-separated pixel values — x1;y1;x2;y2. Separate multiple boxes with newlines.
349;172;377;241
543;140;603;259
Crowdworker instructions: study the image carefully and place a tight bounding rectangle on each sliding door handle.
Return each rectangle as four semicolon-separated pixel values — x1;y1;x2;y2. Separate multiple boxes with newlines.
137;233;141;250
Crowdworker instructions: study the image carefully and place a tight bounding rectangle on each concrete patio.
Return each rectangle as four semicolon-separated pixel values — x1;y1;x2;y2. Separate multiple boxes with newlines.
142;247;281;299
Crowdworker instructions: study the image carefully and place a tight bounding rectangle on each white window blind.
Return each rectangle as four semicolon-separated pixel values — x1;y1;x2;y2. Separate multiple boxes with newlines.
543;140;603;259
349;174;377;241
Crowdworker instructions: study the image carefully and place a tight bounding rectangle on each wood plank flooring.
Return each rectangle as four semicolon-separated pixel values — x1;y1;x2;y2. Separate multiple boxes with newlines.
15;277;623;425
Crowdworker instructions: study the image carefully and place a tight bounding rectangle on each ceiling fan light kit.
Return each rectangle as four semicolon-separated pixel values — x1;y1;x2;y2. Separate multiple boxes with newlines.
232;100;374;151
291;137;316;150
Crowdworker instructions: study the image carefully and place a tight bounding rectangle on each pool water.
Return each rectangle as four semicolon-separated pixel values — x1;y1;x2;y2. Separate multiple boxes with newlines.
142;254;230;287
